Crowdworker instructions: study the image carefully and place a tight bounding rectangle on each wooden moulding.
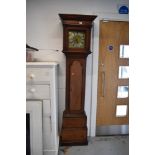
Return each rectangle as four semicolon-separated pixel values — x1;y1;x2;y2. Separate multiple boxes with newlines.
59;14;97;22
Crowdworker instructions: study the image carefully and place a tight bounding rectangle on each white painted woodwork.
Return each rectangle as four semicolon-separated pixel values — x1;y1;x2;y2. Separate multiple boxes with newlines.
26;85;50;99
26;68;52;82
26;62;59;155
26;100;43;155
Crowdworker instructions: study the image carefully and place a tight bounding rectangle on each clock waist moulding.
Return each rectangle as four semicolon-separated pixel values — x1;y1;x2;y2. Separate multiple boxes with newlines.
59;14;97;146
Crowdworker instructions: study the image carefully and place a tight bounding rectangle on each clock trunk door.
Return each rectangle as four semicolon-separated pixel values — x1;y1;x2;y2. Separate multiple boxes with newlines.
67;59;85;112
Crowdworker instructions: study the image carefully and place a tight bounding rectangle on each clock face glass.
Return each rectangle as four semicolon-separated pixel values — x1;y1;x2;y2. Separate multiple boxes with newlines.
68;31;85;48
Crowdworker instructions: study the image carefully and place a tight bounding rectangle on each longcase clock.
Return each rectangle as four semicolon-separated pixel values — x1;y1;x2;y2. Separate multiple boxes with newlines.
59;14;97;146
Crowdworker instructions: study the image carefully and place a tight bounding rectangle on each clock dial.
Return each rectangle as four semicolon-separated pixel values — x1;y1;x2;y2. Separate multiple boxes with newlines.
68;31;85;48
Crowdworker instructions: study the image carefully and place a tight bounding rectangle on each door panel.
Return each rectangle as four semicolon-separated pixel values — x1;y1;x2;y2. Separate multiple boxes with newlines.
96;21;129;134
70;61;83;111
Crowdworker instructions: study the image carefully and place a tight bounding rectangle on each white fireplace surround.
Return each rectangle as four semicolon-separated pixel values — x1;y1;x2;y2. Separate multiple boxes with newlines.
26;100;43;155
26;62;59;155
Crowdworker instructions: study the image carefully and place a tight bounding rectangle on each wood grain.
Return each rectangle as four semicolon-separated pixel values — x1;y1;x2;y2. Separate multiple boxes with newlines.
96;21;129;126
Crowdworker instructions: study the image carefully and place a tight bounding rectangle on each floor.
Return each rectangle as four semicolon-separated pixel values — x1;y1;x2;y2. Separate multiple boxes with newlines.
58;135;129;155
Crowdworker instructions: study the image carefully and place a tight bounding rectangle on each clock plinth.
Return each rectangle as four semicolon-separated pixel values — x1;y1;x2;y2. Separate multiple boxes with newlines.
61;111;88;146
59;14;97;146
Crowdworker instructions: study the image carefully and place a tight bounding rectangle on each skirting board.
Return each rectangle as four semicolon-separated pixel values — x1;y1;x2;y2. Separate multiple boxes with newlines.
96;125;129;136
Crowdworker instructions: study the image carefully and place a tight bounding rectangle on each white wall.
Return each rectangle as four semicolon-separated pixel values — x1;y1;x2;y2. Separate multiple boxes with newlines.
26;0;129;136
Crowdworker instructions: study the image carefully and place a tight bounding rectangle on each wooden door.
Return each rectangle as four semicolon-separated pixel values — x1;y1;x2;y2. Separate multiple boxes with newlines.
96;21;129;133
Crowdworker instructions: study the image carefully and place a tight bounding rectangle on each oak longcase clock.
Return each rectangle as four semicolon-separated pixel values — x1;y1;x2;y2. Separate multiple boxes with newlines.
59;14;97;146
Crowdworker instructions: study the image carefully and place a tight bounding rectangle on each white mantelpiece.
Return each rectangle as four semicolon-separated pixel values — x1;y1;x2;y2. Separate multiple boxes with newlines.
26;62;59;155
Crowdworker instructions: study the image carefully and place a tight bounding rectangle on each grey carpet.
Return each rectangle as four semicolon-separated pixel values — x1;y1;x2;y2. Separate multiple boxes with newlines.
58;135;129;155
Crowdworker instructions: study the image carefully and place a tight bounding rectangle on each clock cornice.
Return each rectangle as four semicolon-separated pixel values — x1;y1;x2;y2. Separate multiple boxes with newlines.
59;14;97;21
59;14;97;27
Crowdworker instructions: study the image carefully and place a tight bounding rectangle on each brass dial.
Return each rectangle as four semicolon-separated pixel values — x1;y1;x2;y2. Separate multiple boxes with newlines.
68;31;85;48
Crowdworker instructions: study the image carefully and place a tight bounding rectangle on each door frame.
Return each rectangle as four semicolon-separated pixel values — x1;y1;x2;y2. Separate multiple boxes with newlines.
90;12;129;136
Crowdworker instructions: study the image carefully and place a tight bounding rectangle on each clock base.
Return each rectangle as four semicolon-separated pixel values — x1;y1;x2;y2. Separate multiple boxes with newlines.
60;112;88;146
